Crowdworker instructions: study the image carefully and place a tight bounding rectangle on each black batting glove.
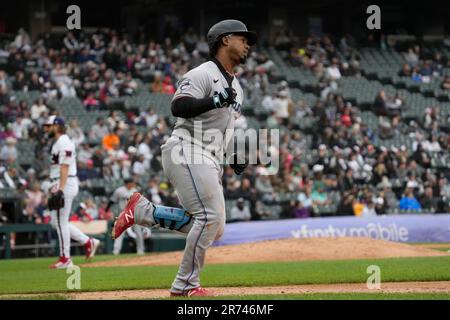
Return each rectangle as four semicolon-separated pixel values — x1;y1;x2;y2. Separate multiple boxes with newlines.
229;153;248;175
212;87;237;108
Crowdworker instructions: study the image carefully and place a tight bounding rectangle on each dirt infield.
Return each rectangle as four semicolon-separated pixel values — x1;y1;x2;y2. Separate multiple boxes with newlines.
86;237;447;268
3;281;450;300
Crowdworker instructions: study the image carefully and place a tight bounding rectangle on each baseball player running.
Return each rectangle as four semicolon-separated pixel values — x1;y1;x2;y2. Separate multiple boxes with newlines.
112;20;256;297
107;178;149;255
44;116;100;269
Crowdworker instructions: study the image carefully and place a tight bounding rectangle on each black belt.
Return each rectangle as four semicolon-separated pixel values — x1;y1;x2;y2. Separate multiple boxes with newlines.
51;175;77;182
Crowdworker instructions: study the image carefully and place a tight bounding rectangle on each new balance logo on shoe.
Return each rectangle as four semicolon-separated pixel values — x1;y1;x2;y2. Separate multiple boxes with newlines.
125;210;133;223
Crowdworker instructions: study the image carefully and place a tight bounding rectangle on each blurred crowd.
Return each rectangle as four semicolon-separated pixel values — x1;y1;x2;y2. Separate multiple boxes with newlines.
0;27;449;230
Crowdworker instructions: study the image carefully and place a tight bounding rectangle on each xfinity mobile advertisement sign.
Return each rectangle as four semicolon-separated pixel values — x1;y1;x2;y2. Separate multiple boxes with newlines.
214;215;450;245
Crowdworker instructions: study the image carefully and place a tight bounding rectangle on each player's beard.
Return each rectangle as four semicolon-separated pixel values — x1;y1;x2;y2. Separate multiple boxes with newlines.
47;130;55;139
239;49;250;64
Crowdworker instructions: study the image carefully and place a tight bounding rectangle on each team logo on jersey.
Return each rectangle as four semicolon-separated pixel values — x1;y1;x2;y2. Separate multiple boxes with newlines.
65;150;72;157
179;79;191;92
51;153;59;164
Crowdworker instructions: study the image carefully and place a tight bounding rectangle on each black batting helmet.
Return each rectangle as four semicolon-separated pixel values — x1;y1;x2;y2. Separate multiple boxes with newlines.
207;19;257;56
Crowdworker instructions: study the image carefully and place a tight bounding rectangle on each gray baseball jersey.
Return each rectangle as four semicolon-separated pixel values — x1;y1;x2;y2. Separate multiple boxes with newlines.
136;58;245;293
170;59;244;161
133;58;248;293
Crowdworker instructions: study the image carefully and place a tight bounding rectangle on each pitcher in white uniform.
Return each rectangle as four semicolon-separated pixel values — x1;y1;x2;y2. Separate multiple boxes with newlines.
106;178;149;255
43;115;100;269
111;20;256;297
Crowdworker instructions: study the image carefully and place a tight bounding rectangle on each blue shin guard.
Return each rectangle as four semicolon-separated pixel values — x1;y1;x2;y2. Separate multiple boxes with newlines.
152;205;192;231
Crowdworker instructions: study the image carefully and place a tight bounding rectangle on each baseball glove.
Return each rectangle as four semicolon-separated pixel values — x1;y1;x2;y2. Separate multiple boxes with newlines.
48;190;65;210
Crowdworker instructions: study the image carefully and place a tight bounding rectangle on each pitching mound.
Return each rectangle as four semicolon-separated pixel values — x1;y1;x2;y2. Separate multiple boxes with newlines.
86;237;447;268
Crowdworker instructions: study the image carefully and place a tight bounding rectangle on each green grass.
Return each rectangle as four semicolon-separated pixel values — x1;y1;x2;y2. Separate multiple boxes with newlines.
0;294;68;300
1;255;450;295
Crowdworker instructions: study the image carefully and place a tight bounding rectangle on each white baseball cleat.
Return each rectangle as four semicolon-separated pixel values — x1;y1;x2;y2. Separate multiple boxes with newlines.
85;238;100;261
49;256;74;269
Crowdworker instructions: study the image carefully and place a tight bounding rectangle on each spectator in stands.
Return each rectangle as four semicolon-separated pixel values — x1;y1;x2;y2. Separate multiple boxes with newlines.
420;186;439;213
438;176;450;199
132;153;146;177
326;58;342;82
195;36;209;57
71;201;95;222
66;119;86;147
295;187;313;218
0;85;9;106
360;199;377;217
12;71;26;91
63;31;80;51
143;176;161;204
422;134;442;153
338;168;355;192
423;107;439;130
30;98;48;121
441;76;450;90
420;60;433;82
25;181;44;209
412;143;431;168
150;72;164;93
340;105;353;128
272;90;292;125
404;47;419;65
255;173;276;202
84;199;99;220
136;107;158;128
89;117;109;141
83;92;101;110
399;184;422;211
337;192;355;216
373;90;402;116
229;198;251;222
98;198;114;220
28;73;43;91
398;63;412;77
0;137;18;162
102;127;121;151
162;75;176;94
11;113;31;140
19;203;42;225
182;27;199;53
106;110;123;129
77;143;93;165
